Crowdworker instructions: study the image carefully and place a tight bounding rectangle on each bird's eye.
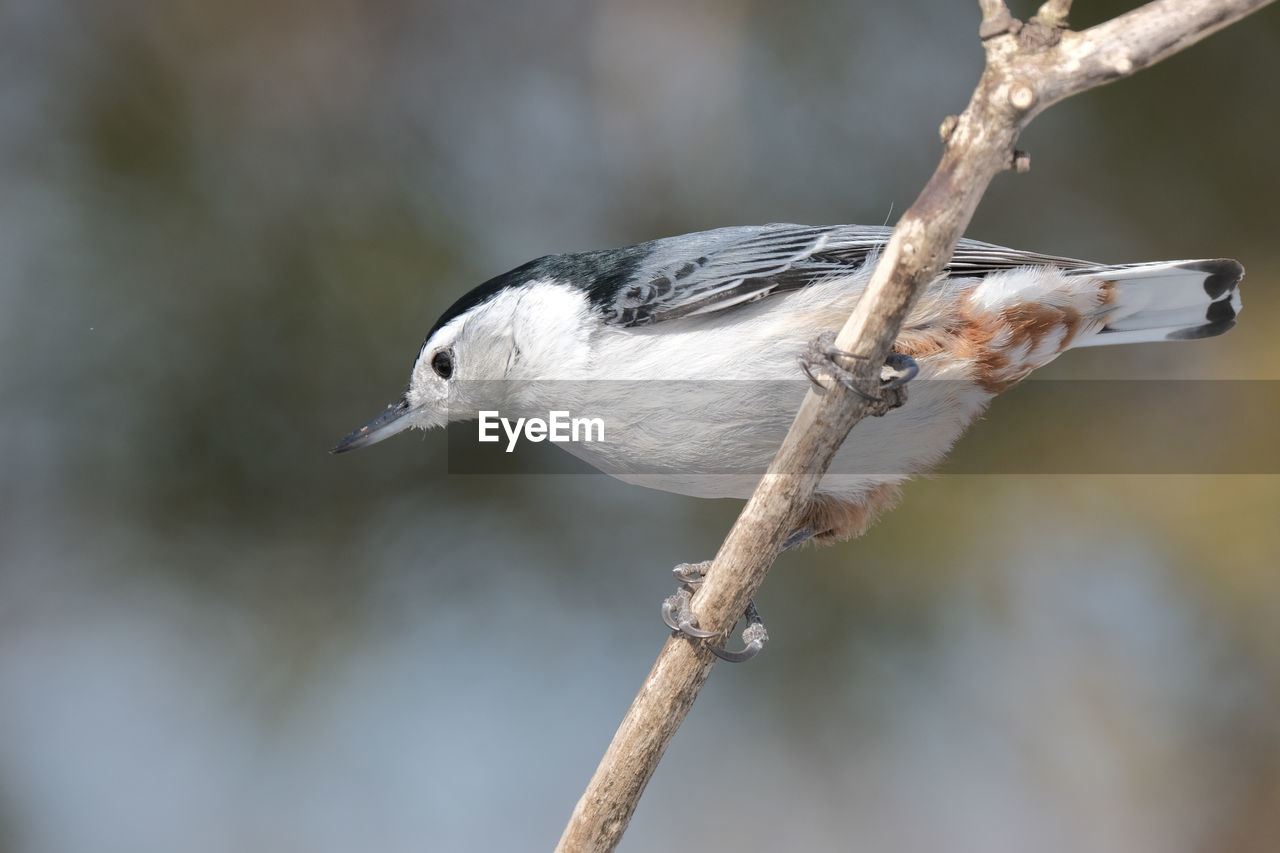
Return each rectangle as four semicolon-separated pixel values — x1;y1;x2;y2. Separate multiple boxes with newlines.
430;349;454;379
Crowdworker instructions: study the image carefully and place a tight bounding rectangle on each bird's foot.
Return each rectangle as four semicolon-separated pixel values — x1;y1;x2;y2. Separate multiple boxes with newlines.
799;332;918;413
661;561;768;663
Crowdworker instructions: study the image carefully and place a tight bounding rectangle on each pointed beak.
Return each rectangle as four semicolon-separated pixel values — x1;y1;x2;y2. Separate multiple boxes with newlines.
331;397;416;454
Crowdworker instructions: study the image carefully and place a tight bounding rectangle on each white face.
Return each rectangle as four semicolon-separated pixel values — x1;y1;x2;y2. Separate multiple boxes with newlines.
402;315;508;431
333;280;595;453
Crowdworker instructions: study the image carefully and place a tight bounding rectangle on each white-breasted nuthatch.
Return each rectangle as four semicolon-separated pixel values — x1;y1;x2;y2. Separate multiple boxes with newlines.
334;223;1243;659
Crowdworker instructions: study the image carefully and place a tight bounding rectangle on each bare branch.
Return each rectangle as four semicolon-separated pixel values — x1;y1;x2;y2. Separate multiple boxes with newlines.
1037;0;1275;109
555;1;1276;850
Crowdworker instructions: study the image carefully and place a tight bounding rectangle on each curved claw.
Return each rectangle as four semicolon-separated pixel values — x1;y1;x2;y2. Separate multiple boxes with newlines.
799;357;830;395
679;620;721;639
672;562;710;584
707;622;768;663
705;602;769;663
661;587;720;638
834;373;884;403
881;352;919;389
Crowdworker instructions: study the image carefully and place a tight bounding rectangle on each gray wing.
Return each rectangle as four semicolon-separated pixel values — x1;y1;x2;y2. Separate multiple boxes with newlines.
603;223;1092;327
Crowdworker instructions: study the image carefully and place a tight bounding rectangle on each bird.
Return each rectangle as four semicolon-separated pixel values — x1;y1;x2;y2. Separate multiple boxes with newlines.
334;223;1243;659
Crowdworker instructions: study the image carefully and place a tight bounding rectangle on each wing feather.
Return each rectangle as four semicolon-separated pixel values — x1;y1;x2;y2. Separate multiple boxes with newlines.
601;224;1093;327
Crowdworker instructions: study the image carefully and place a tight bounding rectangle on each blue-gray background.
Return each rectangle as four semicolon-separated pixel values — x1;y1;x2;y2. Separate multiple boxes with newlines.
3;1;1280;851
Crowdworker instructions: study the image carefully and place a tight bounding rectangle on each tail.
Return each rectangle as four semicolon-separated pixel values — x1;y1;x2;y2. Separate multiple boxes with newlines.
1070;258;1243;348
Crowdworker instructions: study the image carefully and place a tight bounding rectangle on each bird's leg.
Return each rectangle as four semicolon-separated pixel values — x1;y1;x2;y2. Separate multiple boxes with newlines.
799;332;918;413
659;528;816;663
780;527;816;551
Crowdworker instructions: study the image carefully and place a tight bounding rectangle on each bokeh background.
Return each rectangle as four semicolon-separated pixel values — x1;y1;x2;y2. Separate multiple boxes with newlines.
3;1;1279;851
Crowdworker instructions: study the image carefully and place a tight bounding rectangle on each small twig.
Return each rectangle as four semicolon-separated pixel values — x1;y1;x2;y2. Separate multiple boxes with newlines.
555;2;1276;851
1033;0;1075;28
979;0;1019;39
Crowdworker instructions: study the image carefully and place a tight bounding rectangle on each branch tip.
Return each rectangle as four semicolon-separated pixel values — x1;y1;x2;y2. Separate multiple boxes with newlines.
1013;149;1031;173
978;3;1021;40
1032;0;1074;29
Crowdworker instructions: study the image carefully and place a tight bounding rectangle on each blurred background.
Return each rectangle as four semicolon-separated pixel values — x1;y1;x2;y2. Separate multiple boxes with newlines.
2;1;1279;851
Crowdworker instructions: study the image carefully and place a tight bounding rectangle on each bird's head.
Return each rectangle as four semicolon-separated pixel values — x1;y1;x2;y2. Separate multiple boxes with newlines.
332;262;596;454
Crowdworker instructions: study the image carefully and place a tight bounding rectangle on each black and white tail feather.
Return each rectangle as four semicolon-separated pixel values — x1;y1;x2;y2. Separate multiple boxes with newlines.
1067;258;1243;346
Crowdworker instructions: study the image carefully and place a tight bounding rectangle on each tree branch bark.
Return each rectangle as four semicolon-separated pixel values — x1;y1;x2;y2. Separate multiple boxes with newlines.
555;1;1275;850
